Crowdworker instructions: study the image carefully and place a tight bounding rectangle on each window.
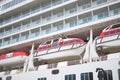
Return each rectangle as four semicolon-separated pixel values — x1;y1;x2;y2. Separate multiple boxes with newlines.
6;53;13;58
104;32;109;36
42;46;47;50
37;47;42;51
114;9;119;15
110;31;115;35
1;0;25;10
52;39;59;48
70;40;74;44
52;69;59;75
6;76;12;80
118;69;120;80
38;77;46;80
98;12;108;19
116;29;120;33
69;8;76;13
96;69;113;80
111;24;120;29
70;21;77;27
76;40;80;44
57;25;63;30
59;42;63;47
48;45;51;49
46;41;51;44
65;74;76;80
81;72;93;80
64;41;68;45
105;70;113;80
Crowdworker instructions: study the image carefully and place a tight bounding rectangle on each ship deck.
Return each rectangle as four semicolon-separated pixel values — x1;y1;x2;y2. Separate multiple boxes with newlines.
0;17;120;54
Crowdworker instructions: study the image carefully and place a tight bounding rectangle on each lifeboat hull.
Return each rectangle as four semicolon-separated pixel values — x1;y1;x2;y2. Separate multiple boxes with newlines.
96;35;120;53
0;56;27;67
34;44;86;60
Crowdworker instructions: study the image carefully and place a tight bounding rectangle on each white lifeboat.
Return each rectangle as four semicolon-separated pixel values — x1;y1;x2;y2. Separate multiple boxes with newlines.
96;23;120;53
0;51;29;67
34;38;86;60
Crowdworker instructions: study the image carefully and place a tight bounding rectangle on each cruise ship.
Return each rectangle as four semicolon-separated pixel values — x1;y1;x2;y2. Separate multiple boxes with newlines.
0;0;120;80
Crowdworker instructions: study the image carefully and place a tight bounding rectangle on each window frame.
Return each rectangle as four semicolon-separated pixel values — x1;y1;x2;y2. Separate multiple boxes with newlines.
80;72;93;80
105;70;113;80
118;69;120;80
38;77;47;80
65;74;76;80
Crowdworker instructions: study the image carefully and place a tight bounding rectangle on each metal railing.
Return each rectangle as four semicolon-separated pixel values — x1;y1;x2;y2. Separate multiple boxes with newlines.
0;5;120;47
0;0;113;26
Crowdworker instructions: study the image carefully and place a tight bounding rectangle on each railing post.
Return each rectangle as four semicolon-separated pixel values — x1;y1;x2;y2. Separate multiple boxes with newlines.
89;27;93;62
117;34;120;39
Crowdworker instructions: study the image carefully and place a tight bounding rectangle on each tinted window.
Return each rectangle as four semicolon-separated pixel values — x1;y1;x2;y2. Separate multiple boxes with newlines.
52;39;59;48
70;40;74;44
38;77;46;80
64;41;68;44
105;70;113;80
53;39;59;42
97;69;113;80
118;69;120;80
42;46;46;50
64;41;68;45
111;24;120;29
110;31;115;35
76;40;80;43
81;72;93;80
6;76;12;80
46;41;51;44
117;29;120;33
59;42;63;46
48;45;51;49
38;47;42;51
104;32;109;36
52;69;59;75
65;74;76;80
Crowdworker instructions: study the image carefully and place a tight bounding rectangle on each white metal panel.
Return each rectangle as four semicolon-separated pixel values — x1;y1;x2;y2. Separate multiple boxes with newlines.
38;65;48;70
102;35;118;42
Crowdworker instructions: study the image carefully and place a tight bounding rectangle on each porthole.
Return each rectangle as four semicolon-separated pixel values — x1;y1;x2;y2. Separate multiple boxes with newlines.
0;77;2;80
6;76;12;80
52;69;59;75
119;61;120;65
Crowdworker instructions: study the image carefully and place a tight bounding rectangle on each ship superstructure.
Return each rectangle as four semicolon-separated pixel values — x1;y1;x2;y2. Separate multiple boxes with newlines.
0;0;120;53
0;0;120;80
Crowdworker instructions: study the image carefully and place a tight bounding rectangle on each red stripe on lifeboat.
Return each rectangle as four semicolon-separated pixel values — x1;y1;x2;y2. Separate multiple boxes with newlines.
13;51;29;57
0;54;6;60
99;28;120;38
0;51;29;60
99;23;120;38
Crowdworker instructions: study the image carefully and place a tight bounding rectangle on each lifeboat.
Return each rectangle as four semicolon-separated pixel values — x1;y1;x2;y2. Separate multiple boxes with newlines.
34;38;86;60
96;23;120;53
0;51;29;67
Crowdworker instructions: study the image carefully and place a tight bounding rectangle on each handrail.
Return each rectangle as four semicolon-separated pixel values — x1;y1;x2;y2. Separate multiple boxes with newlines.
96;33;120;44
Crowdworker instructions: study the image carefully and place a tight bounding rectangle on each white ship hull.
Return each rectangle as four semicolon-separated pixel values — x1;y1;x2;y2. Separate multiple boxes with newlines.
0;58;119;80
0;0;120;80
35;44;86;60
